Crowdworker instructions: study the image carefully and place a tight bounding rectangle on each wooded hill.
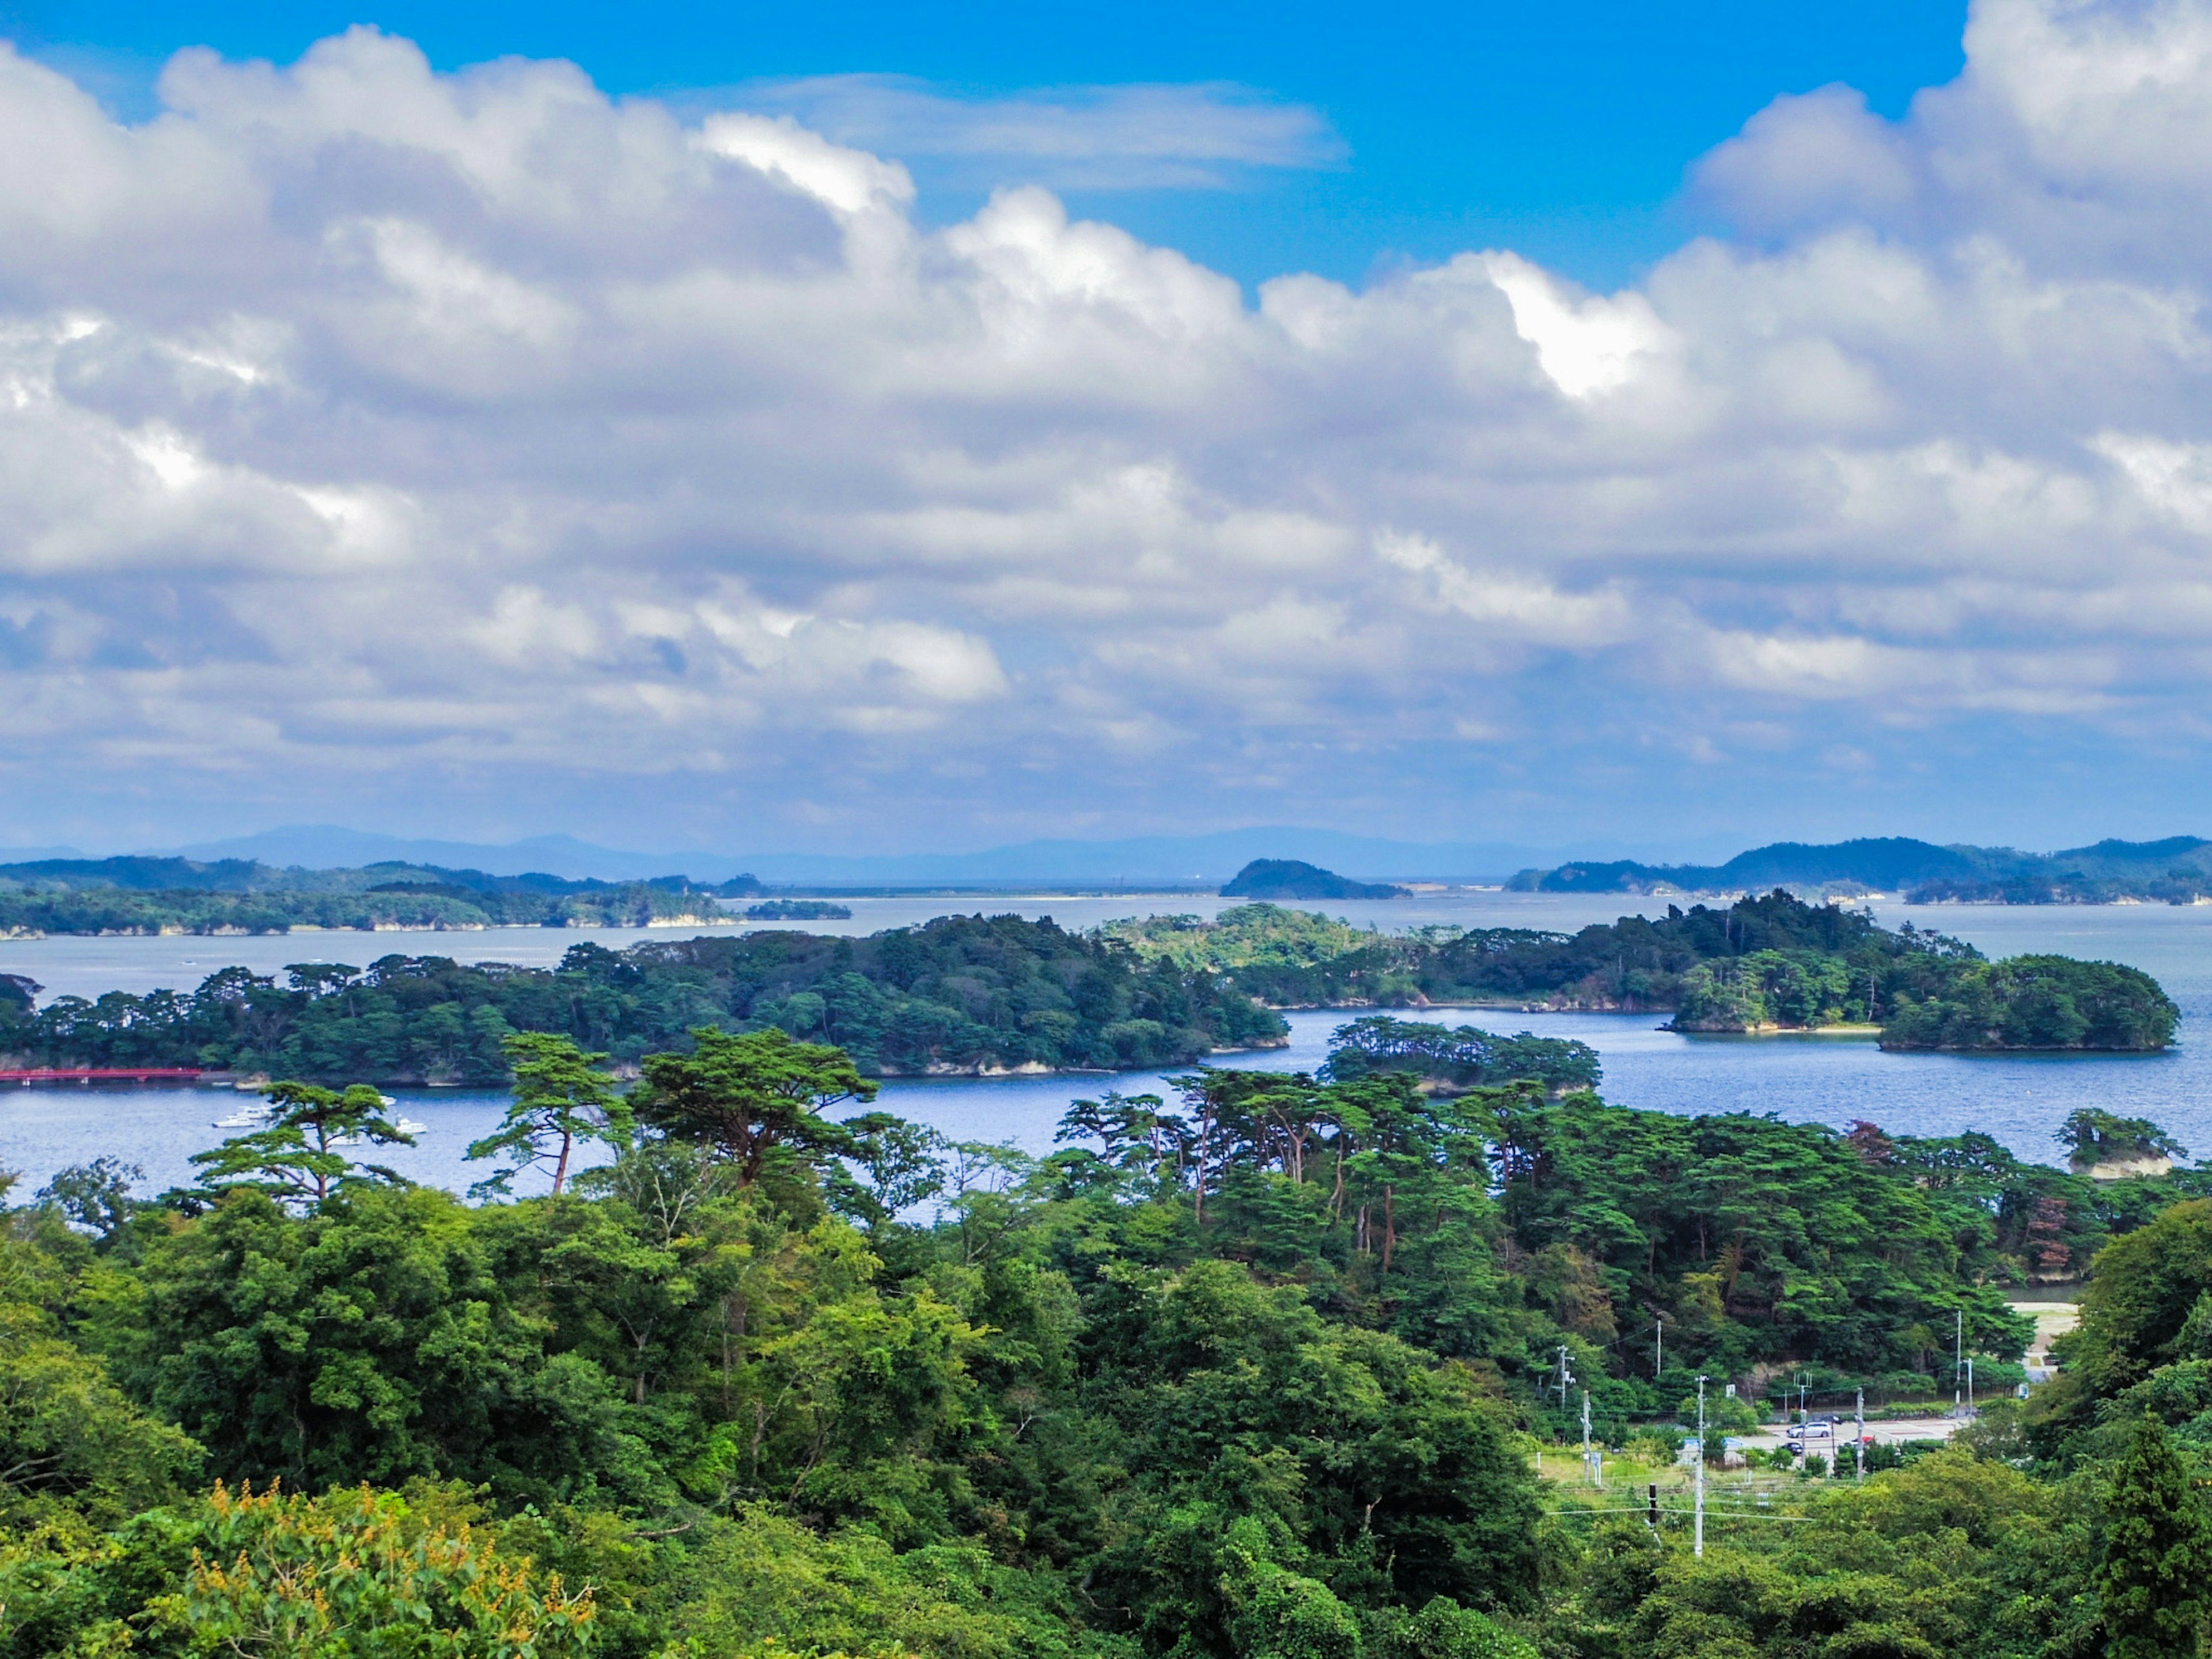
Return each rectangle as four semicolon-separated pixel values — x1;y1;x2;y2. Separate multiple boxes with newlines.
1106;891;2180;1050
0;914;1293;1083
0;855;759;934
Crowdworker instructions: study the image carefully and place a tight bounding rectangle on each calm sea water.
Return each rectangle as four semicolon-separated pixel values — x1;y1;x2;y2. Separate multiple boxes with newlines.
3;895;2209;1202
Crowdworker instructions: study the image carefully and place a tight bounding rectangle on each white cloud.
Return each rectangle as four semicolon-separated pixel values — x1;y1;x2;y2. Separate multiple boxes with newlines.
1476;252;1674;399
695;111;915;217
7;5;2212;847
734;75;1346;190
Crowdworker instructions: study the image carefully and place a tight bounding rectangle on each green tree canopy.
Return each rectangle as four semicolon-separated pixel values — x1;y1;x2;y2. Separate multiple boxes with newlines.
190;1081;415;1205
632;1026;878;1185
465;1031;632;1197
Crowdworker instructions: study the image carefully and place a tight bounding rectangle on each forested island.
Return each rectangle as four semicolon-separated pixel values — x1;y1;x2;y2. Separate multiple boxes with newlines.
1218;858;1408;900
0;892;2173;1082
0;855;752;935
0;914;1293;1083
7;1018;2212;1655
1109;890;2179;1050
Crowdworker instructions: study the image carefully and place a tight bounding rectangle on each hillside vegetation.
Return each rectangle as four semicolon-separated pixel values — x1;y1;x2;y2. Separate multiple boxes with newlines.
6;1022;2212;1656
0;855;756;935
1107;891;2180;1050
0;914;1291;1084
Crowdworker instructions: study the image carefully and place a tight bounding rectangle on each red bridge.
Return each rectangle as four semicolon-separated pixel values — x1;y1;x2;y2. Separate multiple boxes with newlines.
2;1067;205;1085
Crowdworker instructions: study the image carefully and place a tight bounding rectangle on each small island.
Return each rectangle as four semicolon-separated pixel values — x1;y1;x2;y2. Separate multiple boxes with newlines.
1219;858;1408;900
745;899;855;921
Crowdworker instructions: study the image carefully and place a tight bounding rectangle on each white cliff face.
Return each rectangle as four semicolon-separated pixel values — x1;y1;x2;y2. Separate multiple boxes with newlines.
2079;1152;2175;1180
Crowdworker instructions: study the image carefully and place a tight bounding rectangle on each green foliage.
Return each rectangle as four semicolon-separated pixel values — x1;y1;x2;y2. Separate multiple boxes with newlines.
632;1027;876;1185
1881;955;2179;1052
1319;1018;1599;1094
1107;891;2175;1051
662;1503;1118;1659
2093;1415;2212;1658
0;1480;594;1657
467;1032;633;1197
0;859;727;935
2058;1108;2188;1173
1670;951;1852;1032
34;1158;142;1244
2052;1200;2212;1398
1487;1088;2032;1377
190;1081;416;1205
1918;951;2105;1045
0;1231;201;1525
8;1016;2212;1658
3;914;1289;1082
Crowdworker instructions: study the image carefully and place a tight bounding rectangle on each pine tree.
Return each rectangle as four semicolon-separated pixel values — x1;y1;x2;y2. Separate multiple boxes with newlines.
2097;1412;2212;1659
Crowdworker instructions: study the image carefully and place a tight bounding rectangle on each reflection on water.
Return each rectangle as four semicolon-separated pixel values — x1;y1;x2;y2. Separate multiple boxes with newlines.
4;896;2212;1201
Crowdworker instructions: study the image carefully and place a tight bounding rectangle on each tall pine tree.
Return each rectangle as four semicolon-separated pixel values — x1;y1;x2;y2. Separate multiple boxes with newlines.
2097;1413;2212;1659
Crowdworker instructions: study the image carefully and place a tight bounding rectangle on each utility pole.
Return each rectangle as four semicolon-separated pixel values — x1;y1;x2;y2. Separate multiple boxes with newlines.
1966;1357;1975;1415
1955;1310;1964;1411
1556;1344;1574;1412
1646;1483;1659;1533
1655;1316;1664;1380
1694;1375;1708;1558
1855;1388;1866;1482
1581;1389;1597;1486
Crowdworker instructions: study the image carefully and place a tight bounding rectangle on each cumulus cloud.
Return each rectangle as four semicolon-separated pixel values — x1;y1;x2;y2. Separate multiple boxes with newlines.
6;5;2212;848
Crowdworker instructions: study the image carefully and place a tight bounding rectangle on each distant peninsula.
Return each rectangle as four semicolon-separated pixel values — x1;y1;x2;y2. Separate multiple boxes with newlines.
0;855;756;937
1219;858;1408;900
1510;834;2212;904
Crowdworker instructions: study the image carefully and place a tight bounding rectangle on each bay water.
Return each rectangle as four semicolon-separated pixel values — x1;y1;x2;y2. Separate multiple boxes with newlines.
3;895;2208;1202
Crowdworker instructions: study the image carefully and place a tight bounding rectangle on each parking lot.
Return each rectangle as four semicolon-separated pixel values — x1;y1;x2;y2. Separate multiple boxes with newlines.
1737;1414;1966;1456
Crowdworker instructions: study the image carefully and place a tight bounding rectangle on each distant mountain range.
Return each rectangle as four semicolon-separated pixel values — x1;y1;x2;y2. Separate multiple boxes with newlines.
12;824;2206;900
118;824;1706;887
1514;835;2212;903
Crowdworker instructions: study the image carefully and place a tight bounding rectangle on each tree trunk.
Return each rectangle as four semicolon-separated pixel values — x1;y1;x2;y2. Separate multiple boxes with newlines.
552;1126;572;1195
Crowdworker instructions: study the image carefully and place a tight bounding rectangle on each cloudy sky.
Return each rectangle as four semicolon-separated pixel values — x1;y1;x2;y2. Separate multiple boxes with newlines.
2;0;2210;858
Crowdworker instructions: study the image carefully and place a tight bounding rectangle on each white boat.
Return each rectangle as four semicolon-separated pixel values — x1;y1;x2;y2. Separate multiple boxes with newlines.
393;1117;429;1135
378;1094;397;1108
212;1107;275;1128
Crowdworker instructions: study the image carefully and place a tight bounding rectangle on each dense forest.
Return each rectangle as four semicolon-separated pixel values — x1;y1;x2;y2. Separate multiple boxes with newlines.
0;856;755;935
0;895;2175;1085
7;1020;2212;1656
0;914;1292;1083
1108;892;2180;1050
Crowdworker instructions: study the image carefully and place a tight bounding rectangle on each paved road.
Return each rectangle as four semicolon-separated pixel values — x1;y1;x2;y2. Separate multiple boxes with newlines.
1737;1414;1966;1455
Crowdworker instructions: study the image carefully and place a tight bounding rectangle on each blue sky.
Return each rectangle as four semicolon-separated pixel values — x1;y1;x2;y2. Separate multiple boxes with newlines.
8;0;1967;287
3;0;2212;862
